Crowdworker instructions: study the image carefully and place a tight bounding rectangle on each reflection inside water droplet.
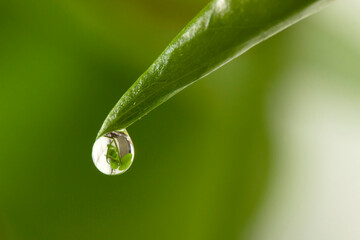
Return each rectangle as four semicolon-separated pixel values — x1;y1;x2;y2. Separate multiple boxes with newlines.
92;130;134;175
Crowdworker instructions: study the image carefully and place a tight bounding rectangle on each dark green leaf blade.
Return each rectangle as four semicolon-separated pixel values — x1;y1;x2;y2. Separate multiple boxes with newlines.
97;0;332;138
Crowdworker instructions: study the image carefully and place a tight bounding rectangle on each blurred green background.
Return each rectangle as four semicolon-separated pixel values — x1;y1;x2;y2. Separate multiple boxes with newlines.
1;0;359;239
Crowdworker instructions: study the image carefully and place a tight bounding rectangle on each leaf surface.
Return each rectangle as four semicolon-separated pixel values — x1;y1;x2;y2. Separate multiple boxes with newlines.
98;0;332;137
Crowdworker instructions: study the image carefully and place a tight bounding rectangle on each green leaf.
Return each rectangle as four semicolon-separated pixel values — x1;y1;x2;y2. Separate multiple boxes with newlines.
119;153;133;170
105;140;121;169
97;0;332;138
107;148;118;160
110;160;119;170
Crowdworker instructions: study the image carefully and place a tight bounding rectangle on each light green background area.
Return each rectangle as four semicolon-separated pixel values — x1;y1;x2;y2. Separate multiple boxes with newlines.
0;0;359;239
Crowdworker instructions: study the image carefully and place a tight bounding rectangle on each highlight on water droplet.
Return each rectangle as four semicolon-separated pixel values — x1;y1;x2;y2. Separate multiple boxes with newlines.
92;129;134;175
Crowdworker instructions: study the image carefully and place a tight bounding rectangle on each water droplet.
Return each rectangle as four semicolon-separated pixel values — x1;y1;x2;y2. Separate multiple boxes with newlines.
92;129;134;175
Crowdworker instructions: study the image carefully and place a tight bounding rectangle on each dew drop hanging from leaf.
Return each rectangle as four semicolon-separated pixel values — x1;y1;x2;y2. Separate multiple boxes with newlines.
93;0;332;175
92;130;134;175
